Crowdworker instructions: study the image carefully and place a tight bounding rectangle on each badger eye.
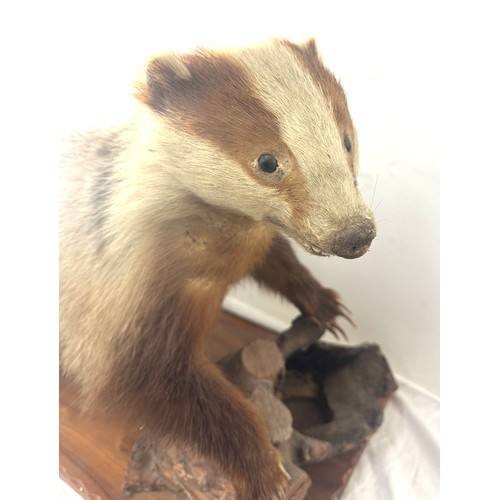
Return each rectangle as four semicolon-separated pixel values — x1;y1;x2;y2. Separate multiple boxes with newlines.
344;134;352;153
258;154;278;173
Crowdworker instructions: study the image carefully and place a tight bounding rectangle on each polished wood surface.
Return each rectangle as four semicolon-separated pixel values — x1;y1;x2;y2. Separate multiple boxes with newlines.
60;311;366;499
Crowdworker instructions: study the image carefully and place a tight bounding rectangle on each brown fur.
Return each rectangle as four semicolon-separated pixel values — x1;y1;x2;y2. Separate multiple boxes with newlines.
60;39;376;499
139;50;310;220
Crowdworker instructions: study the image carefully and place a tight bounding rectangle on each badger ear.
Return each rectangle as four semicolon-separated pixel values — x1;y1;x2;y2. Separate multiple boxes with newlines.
301;37;319;57
279;37;320;61
136;52;192;111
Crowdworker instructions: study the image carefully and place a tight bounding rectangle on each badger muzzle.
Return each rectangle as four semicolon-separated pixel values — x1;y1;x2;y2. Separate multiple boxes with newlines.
330;217;376;259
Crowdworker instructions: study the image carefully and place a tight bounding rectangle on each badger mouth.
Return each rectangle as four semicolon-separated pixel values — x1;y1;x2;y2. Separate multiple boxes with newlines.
299;241;331;257
264;216;332;257
264;216;374;259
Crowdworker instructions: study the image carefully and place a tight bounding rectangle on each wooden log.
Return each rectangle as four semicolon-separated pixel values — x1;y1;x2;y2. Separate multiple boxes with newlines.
284;342;398;454
218;338;284;396
276;316;324;360
122;317;397;499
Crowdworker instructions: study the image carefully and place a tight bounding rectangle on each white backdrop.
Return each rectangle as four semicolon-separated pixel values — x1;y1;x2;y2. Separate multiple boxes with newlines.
8;1;500;499
49;1;443;498
58;0;440;398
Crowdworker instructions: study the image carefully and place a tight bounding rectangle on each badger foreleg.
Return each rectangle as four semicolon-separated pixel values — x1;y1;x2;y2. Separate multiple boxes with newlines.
252;235;353;340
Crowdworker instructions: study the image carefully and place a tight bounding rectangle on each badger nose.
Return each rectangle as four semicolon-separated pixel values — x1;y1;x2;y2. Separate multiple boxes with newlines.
331;219;376;259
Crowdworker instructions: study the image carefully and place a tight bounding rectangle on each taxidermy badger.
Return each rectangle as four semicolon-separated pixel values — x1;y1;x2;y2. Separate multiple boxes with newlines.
60;38;376;499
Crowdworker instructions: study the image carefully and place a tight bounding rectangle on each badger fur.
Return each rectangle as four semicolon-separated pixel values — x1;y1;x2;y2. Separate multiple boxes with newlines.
60;38;376;499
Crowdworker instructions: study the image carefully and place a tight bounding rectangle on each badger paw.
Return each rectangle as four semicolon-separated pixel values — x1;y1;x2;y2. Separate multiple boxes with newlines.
310;288;354;341
233;446;289;500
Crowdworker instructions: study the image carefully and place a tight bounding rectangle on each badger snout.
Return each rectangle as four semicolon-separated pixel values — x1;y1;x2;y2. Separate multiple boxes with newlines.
331;219;376;259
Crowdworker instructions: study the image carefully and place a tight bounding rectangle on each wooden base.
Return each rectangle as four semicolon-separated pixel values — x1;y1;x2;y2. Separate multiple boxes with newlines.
60;311;396;499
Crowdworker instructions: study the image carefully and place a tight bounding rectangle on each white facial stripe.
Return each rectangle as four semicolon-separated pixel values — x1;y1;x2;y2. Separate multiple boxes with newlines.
238;45;363;232
239;45;350;180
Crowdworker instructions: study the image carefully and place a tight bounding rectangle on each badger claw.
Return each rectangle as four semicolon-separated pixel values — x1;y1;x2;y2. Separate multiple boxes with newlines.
310;288;355;341
326;321;349;341
278;459;291;481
